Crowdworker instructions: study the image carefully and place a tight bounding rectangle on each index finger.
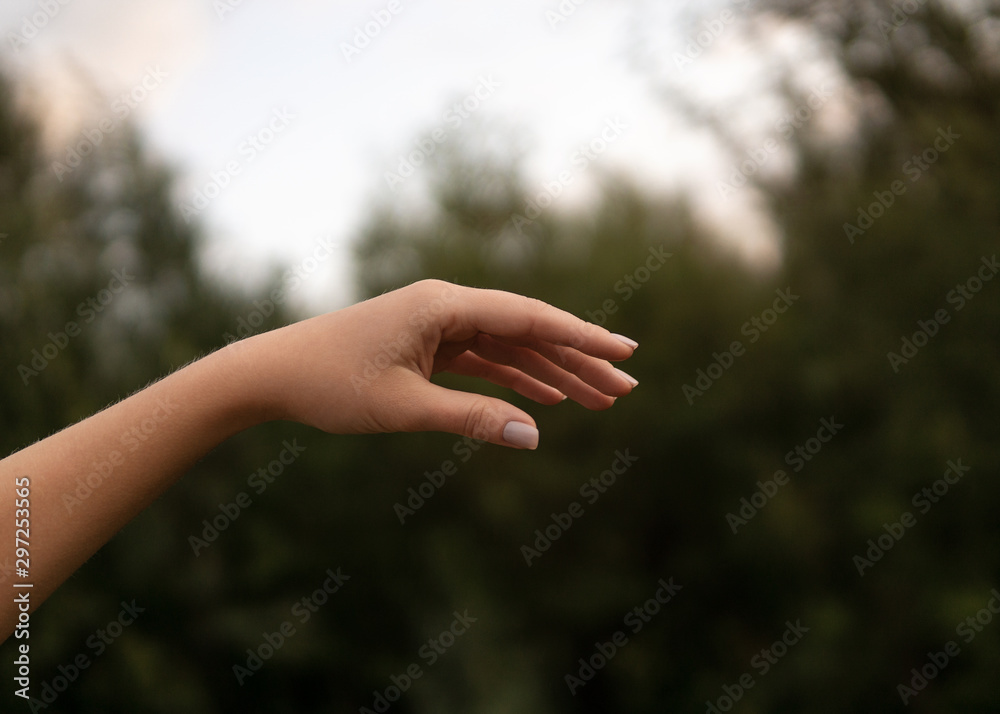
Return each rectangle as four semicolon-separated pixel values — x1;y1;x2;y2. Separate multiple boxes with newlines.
442;283;638;360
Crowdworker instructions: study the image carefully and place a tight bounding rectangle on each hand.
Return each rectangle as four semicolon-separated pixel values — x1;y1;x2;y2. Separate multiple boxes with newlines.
240;280;639;448
0;279;639;634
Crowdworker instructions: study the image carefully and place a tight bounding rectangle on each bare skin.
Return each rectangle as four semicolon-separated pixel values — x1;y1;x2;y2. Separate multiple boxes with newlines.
0;279;638;640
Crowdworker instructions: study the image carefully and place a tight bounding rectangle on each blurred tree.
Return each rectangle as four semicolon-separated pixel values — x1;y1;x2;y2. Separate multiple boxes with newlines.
346;1;1000;712
1;0;999;711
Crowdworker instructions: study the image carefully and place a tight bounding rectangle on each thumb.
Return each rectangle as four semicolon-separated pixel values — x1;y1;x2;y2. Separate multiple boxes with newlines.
403;377;540;449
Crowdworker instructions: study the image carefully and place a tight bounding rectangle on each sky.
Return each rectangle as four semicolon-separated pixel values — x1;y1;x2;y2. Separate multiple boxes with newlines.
0;0;816;311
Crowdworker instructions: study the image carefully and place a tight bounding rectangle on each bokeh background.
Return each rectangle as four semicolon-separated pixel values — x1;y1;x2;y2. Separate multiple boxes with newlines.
2;0;1000;711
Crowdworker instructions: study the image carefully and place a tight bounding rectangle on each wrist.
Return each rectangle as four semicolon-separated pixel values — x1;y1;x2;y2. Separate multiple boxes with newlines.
212;336;282;430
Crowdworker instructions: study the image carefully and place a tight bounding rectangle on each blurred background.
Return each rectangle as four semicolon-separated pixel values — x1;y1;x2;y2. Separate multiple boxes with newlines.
2;0;999;711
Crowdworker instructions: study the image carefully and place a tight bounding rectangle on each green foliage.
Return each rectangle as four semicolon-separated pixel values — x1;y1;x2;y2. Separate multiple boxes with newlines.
1;1;999;711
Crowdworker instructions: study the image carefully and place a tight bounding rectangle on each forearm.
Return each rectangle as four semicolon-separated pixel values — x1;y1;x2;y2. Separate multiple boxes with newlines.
0;280;638;642
0;340;266;639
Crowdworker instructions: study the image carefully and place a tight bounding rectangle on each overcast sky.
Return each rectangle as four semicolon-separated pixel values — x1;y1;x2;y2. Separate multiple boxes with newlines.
1;0;803;311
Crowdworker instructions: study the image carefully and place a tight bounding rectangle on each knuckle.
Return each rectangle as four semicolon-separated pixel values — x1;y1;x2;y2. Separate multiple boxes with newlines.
574;319;603;349
522;295;550;316
413;278;446;293
412;278;457;300
411;279;462;319
464;400;502;441
518;296;550;334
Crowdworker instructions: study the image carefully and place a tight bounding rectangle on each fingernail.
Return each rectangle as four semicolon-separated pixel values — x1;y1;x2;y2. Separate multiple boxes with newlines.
614;368;639;388
503;421;539;450
611;333;638;349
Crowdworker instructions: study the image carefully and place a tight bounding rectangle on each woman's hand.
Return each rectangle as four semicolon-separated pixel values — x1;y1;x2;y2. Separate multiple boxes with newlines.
241;280;639;448
0;279;638;636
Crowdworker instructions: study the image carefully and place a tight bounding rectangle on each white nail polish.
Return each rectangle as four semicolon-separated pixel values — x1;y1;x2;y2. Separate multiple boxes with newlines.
614;368;639;388
503;421;539;449
611;333;638;349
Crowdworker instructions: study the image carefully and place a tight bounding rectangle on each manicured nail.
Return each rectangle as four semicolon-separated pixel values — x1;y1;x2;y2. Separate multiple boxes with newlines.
611;333;638;349
614;368;639;388
503;421;539;450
